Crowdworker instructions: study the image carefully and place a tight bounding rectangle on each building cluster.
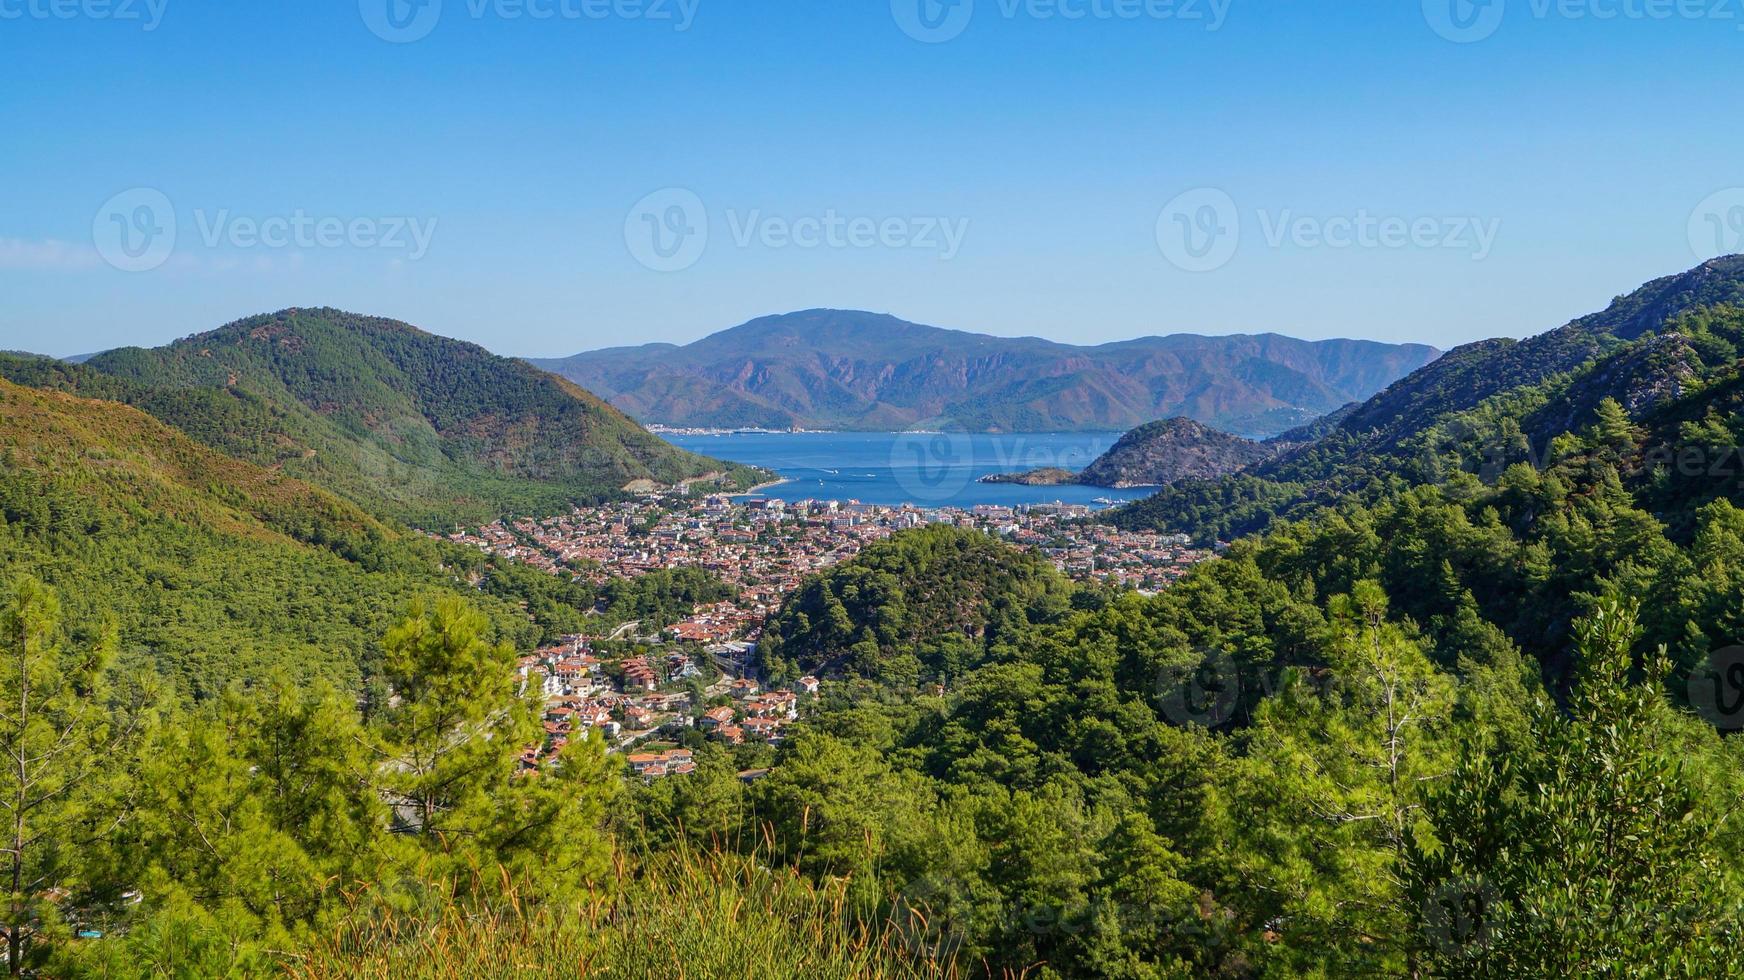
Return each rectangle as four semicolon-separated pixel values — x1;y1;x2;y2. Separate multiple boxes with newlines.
513;634;817;779
449;492;1209;604
466;490;1211;778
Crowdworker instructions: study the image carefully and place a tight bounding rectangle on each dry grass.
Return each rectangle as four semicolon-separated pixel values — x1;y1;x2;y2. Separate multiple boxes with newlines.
285;846;961;980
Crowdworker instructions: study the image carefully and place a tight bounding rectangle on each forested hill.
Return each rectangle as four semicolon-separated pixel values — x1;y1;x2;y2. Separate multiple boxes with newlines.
0;378;545;695
30;308;765;526
1109;255;1744;541
531;309;1440;438
985;417;1281;488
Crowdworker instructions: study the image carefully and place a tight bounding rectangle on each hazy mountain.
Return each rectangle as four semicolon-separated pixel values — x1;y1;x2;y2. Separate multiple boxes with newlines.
1108;255;1744;541
1;308;764;525
530;310;1441;439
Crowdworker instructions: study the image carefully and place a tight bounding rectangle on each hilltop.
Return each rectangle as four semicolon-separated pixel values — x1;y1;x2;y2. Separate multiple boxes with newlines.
6;308;765;525
983;416;1280;488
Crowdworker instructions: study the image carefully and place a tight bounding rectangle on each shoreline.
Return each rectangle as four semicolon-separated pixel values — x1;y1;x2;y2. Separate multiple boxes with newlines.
730;478;793;497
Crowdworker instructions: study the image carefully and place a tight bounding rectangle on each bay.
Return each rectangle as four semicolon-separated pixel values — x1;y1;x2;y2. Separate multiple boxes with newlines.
665;431;1157;510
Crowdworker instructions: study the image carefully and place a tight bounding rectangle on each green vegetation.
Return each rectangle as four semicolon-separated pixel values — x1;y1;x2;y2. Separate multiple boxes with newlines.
292;848;952;979
0;378;562;694
2;308;766;527
13;265;1744;975
1109;255;1744;543
758;525;1076;685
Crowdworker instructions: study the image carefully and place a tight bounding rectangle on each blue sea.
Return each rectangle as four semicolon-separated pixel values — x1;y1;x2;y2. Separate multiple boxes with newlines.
665;431;1158;510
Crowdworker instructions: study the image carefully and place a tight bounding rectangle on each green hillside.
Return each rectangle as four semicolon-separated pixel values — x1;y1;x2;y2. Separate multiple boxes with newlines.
0;378;552;696
1108;256;1744;542
36;308;763;526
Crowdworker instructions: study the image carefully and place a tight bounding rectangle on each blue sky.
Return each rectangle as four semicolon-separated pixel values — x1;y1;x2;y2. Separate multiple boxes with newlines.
2;0;1741;358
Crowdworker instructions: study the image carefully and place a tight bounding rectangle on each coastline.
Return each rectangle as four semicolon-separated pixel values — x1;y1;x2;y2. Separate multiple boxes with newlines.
731;478;793;497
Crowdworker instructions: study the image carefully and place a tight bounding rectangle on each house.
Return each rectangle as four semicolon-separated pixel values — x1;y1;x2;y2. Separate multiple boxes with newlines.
741;716;783;741
797;675;820;695
700;706;736;730
628;748;695;779
622;660;658;692
730;677;761;699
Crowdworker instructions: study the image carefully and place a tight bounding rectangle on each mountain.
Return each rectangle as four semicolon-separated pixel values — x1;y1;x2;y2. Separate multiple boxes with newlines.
983;417;1280;488
1107;255;1744;541
0;378;549;696
4;309;765;526
530;310;1441;439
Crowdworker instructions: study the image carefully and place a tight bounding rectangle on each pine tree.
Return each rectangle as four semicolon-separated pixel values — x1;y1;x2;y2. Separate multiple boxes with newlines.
0;576;131;974
1408;598;1744;976
373;597;613;900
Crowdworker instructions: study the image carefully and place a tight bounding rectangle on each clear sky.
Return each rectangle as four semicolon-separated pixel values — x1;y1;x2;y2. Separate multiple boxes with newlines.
2;0;1741;358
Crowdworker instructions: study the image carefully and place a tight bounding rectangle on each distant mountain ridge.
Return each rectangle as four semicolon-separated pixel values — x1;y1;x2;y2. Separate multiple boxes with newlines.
530;310;1441;439
0;309;763;525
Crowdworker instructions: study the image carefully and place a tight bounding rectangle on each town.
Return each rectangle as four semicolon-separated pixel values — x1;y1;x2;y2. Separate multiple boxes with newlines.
447;491;1212;778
